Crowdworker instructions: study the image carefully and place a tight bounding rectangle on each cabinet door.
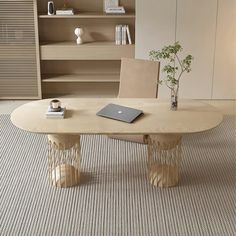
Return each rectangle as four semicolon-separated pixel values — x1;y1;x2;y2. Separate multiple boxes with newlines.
212;0;236;99
135;0;176;98
0;0;41;99
176;0;217;99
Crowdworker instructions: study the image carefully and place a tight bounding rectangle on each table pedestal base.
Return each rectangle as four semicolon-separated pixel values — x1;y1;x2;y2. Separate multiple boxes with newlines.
46;134;182;188
47;134;81;188
147;134;182;187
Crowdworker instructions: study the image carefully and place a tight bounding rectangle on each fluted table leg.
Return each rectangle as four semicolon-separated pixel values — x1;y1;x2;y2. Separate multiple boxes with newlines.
47;134;81;188
147;134;182;187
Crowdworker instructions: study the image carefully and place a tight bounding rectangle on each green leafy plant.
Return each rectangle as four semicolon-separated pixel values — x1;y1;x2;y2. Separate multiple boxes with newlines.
149;42;193;96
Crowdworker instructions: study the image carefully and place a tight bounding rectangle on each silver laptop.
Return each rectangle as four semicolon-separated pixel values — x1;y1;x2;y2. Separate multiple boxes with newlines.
96;103;143;123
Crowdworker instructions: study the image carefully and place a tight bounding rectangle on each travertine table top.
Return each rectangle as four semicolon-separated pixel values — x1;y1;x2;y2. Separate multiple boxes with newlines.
11;98;223;135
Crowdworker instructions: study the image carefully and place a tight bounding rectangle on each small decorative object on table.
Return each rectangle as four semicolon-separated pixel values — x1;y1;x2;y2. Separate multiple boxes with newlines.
46;99;66;119
50;99;61;111
149;42;193;111
74;27;84;45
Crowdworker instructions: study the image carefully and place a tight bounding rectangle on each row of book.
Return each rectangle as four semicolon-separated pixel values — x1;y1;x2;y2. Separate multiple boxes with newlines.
115;25;132;45
56;8;74;15
55;8;126;15
105;6;125;14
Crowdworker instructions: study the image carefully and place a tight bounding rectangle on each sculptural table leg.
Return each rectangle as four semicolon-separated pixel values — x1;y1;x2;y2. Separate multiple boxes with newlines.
47;134;81;188
147;134;182;187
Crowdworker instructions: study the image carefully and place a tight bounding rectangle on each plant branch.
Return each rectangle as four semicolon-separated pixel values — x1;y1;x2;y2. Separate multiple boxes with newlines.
176;83;180;96
177;70;184;82
175;54;184;71
165;80;173;90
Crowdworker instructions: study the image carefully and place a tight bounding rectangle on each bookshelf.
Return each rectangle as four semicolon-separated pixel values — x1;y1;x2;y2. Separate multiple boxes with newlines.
37;0;135;98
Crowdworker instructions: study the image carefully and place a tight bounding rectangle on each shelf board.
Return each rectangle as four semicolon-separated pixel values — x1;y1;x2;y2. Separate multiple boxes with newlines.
39;12;135;19
42;74;120;83
40;41;135;60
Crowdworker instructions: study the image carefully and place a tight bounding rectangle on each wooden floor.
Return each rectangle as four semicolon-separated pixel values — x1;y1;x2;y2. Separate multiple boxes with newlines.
0;99;235;115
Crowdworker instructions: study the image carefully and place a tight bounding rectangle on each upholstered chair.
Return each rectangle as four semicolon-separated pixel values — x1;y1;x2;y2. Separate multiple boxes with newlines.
109;57;160;143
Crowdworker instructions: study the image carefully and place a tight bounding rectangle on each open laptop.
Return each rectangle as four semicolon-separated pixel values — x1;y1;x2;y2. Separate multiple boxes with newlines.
96;103;143;123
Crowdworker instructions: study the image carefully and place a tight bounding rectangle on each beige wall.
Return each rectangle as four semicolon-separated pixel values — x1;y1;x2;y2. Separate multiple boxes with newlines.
212;0;236;99
136;0;236;99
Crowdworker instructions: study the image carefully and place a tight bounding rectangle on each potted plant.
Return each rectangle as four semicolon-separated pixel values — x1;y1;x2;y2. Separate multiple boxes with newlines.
149;42;193;110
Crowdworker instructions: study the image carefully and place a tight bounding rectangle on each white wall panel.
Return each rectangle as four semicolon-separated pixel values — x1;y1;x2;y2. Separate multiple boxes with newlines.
136;0;176;98
212;0;236;99
176;0;217;99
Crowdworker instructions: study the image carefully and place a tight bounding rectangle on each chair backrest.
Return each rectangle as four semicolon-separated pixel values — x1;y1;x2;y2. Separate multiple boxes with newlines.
118;58;160;98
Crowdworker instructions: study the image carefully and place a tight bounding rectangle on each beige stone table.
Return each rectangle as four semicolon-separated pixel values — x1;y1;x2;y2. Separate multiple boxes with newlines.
11;98;223;188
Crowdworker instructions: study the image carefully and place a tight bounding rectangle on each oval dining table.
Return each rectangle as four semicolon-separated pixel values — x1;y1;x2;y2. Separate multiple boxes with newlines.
11;98;223;188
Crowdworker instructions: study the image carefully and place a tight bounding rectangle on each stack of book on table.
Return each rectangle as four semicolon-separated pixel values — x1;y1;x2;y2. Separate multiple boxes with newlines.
56;8;74;15
46;106;66;119
115;25;132;45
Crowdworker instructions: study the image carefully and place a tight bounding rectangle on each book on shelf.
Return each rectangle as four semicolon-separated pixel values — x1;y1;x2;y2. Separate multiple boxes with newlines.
103;0;119;12
122;25;127;45
126;25;132;45
56;8;74;15
115;25;122;45
46;107;66;119
106;6;125;14
115;25;132;45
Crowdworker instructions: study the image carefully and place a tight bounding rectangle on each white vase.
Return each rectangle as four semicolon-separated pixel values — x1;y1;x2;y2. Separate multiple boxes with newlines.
171;89;178;111
74;27;84;45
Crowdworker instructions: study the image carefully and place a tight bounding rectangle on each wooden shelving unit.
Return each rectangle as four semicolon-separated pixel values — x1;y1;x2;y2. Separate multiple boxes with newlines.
37;0;135;98
40;42;135;60
42;74;120;83
38;12;135;19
